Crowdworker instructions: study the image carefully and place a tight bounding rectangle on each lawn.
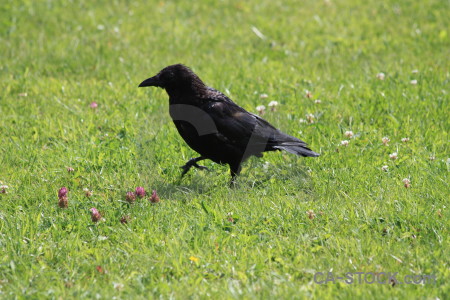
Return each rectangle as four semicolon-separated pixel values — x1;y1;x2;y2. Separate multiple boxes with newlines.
0;0;448;298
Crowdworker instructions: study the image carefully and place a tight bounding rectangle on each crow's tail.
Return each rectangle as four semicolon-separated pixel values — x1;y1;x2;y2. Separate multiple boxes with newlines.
273;142;320;157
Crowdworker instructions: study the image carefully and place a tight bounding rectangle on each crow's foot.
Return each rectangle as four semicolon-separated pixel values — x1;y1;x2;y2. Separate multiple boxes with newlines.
180;157;208;177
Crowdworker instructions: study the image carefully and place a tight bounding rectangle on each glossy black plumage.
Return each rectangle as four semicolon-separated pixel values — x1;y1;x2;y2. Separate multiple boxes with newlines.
139;64;319;183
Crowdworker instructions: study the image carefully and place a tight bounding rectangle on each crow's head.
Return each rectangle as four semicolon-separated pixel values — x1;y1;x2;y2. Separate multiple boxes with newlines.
139;64;203;91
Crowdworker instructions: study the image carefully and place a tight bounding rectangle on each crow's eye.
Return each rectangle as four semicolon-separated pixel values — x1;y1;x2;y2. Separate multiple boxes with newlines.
161;71;175;82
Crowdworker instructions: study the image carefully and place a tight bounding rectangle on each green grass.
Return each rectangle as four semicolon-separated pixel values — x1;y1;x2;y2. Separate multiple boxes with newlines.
0;0;449;298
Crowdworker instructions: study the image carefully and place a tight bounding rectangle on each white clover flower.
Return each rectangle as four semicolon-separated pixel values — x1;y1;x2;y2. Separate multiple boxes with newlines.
314;99;322;104
344;131;354;138
381;165;389;171
389;152;398;160
402;178;411;188
376;72;386;80
401;137;410;143
305;90;313;98
83;188;93;197
256;105;266;115
268;101;279;111
306;113;315;123
1;183;9;194
340;140;349;146
260;93;268;99
382;137;390;146
410;79;418;85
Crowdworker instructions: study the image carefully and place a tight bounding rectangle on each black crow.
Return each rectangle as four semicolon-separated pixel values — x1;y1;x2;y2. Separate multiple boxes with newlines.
139;64;319;184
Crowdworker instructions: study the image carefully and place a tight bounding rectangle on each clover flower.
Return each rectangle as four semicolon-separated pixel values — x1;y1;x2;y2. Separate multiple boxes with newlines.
58;187;68;199
90;208;102;222
135;187;146;198
402;178;411;188
306;113;315;124
268;101;279;111
376;72;385;80
340;140;349;147
149;190;160;203
0;184;8;194
125;191;136;204
256;105;266;115
83;188;93;197
344;131;354;138
307;210;316;220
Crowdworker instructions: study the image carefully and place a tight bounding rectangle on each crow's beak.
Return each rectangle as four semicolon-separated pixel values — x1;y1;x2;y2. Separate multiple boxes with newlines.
139;76;161;87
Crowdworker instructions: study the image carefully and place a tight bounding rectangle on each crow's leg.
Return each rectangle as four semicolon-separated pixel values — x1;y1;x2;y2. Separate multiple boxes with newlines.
180;156;208;177
229;163;242;187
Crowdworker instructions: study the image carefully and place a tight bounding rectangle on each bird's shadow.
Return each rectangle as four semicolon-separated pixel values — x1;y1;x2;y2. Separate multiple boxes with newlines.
156;159;313;198
136;137;314;198
238;159;310;190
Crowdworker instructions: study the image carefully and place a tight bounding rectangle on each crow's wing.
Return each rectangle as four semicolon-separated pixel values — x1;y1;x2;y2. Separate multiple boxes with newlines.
201;89;319;157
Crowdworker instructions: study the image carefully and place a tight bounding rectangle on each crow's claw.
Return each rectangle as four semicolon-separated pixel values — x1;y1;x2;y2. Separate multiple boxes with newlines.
193;163;209;171
180;157;208;178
